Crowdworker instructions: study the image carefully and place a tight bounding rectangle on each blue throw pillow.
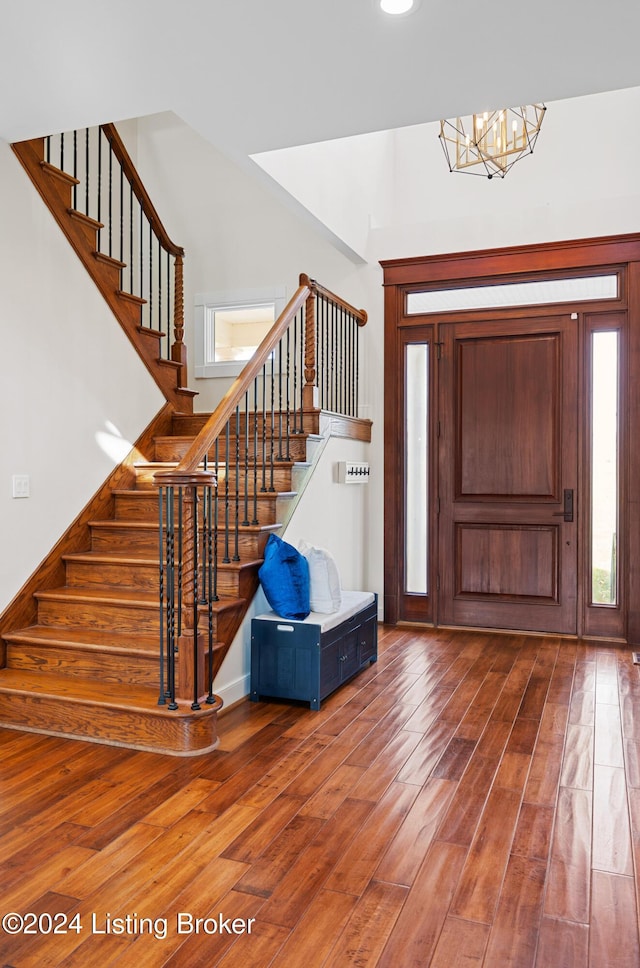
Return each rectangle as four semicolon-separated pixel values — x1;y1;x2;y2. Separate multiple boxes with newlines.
258;534;310;620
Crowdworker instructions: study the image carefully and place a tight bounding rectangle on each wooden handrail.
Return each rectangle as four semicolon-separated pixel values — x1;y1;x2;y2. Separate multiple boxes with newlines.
156;284;311;480
100;123;184;258
300;273;368;326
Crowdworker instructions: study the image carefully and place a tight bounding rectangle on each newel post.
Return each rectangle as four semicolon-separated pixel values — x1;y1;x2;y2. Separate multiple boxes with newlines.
171;253;187;387
300;273;317;410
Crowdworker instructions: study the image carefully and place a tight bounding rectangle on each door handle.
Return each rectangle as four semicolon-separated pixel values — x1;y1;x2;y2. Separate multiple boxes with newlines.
552;489;574;523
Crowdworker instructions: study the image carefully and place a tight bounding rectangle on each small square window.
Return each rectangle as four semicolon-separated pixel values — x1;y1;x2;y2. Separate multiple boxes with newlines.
195;287;286;378
206;304;275;364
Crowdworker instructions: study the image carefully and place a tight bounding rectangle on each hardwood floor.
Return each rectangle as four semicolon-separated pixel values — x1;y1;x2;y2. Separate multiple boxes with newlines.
1;625;639;967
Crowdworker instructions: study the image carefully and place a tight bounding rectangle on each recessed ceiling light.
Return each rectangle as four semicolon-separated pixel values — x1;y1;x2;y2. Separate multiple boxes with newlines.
380;0;417;14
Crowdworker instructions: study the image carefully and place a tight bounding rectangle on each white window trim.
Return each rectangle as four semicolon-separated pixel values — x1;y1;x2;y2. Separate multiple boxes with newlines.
194;285;287;379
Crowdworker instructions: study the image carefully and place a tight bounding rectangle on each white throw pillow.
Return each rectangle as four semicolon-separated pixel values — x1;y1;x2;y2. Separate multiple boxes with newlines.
298;541;342;613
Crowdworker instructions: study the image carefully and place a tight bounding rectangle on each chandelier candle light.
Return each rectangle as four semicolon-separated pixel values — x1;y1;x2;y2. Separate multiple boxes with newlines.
439;104;546;179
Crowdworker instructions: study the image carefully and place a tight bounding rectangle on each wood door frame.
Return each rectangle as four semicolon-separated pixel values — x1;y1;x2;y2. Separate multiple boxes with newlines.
382;232;640;643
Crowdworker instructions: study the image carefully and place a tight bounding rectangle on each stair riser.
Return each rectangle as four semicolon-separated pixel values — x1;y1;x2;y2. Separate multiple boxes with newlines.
154;437;309;463
135;465;295;491
114;493;282;527
90;526;270;561
172;412;320;436
65;560;159;591
114;494;159;520
6;644;158;687
91;526;159;555
37;598;161;633
208;530;273;560
0;692;219;754
36;598;230;639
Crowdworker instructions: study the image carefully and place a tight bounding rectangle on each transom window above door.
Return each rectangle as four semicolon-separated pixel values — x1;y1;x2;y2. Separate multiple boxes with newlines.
406;274;618;315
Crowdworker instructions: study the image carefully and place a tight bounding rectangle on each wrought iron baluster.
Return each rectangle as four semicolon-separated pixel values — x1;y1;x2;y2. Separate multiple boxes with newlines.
199;456;209;605
355;314;360;418
339;305;345;414
253;378;259;524
323;296;329;410
167;249;171;357
177;488;183;640
97;129;102;251
223;423;231;563
119;163;124;277
206;478;216;704
233;406;240;561
269;349;275;492
299;305;305;427
85;128;90;217
277;337;283;459
108;134;113;258
149;217;153;330
292;315;299;433
242;391;250;527
72;130;77;211
213;439;220;598
129;183;134;293
190;484;200;711
158;486;166;706
158;233;162;347
139;200;144;316
261;364;267;491
166;485;178;709
285;327;291;460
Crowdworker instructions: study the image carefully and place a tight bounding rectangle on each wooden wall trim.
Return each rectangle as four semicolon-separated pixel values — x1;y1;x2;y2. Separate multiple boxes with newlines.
381;232;640;287
626;261;640;644
382;233;640;642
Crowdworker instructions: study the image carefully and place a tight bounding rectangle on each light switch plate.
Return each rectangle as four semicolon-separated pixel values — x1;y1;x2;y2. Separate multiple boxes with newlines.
12;474;30;499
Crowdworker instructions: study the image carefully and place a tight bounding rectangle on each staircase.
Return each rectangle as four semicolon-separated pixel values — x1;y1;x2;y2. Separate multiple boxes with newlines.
1;122;370;755
0;409;323;754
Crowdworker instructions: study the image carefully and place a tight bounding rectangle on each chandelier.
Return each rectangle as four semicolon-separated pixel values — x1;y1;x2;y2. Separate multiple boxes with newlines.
439;104;546;179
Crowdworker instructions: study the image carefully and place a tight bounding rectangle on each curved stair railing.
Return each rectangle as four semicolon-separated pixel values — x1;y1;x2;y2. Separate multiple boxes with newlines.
12;125;190;406
155;276;368;708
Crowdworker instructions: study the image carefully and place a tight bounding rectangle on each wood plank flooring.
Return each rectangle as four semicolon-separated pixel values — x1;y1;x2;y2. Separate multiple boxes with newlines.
1;625;640;966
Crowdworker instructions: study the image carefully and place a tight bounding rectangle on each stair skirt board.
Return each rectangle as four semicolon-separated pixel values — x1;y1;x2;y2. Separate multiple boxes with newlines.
0;688;223;756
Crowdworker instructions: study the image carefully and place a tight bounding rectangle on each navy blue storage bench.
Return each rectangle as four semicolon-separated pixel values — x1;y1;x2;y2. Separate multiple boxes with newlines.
250;591;377;710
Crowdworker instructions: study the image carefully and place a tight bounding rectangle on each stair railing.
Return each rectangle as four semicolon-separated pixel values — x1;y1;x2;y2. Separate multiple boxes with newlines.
43;125;187;384
154;275;367;707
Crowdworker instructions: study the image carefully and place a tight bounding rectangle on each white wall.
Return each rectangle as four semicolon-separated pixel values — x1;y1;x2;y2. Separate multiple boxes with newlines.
0;139;164;610
130;114;375;702
216;434;373;708
132;112;372;413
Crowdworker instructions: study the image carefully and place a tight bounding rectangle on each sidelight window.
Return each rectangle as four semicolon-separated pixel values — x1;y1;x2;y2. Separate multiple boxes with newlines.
404;343;429;595
590;330;619;606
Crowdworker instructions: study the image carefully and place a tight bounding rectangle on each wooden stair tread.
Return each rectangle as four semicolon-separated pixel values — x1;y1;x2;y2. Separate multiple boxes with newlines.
136;459;308;470
88;519;157;532
90;518;281;534
4;625;159;655
33;584;246;614
0;668;217;717
63;551;157;565
35;584;158;606
111;488;296;500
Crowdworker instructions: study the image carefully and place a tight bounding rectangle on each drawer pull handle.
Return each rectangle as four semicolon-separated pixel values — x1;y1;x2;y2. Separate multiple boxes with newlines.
276;624;295;632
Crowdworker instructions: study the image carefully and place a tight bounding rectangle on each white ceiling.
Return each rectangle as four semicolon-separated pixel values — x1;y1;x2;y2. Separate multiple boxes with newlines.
2;0;640;157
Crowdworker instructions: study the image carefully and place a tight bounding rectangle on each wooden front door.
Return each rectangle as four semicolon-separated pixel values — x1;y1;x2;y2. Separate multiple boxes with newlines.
437;313;578;633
